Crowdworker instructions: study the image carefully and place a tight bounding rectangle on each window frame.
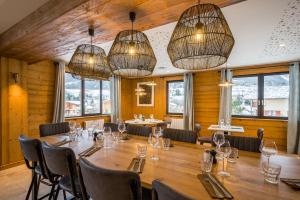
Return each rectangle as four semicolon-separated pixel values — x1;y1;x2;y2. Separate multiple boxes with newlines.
166;80;184;115
65;73;111;118
231;72;289;120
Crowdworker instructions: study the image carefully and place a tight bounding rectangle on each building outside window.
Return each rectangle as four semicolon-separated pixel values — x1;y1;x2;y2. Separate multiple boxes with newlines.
65;73;111;117
167;80;184;114
232;73;289;119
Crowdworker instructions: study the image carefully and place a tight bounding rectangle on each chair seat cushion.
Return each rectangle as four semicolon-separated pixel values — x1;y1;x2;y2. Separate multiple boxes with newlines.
59;176;81;195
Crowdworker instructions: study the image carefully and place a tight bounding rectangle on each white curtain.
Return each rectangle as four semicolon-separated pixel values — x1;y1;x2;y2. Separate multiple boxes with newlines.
183;73;194;130
287;62;300;154
52;62;65;123
219;68;232;124
111;75;121;123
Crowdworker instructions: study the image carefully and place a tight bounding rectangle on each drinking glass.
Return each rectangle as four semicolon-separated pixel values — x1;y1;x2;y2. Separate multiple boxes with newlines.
103;127;112;149
69;131;77;142
149;134;159;160
219;119;225;128
118;122;126;142
262;141;277;165
213;131;225;151
228;148;238;163
112;131;120;143
162;138;171;150
263;162;281;184
201;150;213;173
137;144;147;158
217;140;231;177
69;121;76;132
75;123;82;137
134;114;138;121
149;114;154;121
87;125;95;137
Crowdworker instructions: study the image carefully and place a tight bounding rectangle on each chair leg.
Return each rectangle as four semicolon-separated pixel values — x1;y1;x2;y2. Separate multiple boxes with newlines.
48;184;56;200
25;173;36;200
63;190;67;200
54;186;60;200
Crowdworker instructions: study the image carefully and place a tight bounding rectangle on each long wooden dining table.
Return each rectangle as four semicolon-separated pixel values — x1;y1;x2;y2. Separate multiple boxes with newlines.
41;133;300;200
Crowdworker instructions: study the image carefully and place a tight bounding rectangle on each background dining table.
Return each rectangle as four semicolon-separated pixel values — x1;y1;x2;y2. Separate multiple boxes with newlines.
125;119;164;126
41;133;300;200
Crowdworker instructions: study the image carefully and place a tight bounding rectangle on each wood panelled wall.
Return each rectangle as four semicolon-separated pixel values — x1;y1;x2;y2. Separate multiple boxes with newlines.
0;58;56;169
121;64;289;150
120;76;183;121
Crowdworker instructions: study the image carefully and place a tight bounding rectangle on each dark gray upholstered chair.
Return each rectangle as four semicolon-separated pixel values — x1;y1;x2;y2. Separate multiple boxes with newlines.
156;122;169;130
19;135;58;200
162;128;197;144
41;142;87;200
224;128;264;152
127;124;152;137
79;158;142;200
152;180;192;200
39;122;70;137
104;122;119;132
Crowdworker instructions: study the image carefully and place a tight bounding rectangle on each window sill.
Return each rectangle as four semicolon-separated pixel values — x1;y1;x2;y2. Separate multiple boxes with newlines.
65;115;111;120
232;117;288;122
166;114;183;117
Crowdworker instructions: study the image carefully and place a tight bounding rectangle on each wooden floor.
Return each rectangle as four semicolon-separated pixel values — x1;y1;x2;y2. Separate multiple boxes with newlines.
0;164;67;200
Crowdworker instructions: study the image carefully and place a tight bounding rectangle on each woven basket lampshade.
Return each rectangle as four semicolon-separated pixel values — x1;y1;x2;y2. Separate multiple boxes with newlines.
167;3;235;70
68;28;111;80
108;12;157;78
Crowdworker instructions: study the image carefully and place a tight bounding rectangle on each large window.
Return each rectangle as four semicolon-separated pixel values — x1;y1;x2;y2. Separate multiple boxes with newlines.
65;73;111;117
167;80;184;114
232;73;289;119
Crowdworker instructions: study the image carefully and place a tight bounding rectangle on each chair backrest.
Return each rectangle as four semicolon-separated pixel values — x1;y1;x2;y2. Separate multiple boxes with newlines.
104;122;119;132
225;129;264;152
39;122;70;137
79;158;142;200
85;119;104;130
41;142;79;195
163;128;197;144
169;118;184;129
156;122;169;130
19;135;49;178
152;180;192;200
127;125;152;137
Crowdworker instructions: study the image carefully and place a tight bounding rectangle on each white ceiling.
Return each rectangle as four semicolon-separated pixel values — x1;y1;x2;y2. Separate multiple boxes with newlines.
0;0;48;34
92;0;300;76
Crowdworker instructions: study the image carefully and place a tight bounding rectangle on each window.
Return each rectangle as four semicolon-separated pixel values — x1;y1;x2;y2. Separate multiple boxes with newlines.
167;80;184;114
64;73;111;117
232;73;289;119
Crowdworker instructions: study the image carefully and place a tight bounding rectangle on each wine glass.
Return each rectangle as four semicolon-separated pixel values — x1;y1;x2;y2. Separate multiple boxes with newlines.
262;141;277;165
69;121;76;132
217;140;232;177
118;122;126;142
219;119;225;128
149;114;154;121
134;114;138;121
213;131;225;151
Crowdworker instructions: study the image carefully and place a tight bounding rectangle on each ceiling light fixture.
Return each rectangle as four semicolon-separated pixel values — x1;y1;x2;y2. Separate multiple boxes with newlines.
219;64;234;87
68;27;111;80
108;12;157;78
167;1;235;70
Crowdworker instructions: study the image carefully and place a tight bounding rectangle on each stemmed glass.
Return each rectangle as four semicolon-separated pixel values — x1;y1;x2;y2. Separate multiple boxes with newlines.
134;114;138;121
213;131;225;151
75;123;82;137
149;114;154;121
118;122;126;142
262;141;277;165
69;121;76;132
217;140;232;177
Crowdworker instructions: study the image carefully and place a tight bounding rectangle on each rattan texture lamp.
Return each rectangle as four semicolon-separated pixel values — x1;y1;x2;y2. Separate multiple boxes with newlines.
68;28;111;80
108;12;157;78
167;3;235;70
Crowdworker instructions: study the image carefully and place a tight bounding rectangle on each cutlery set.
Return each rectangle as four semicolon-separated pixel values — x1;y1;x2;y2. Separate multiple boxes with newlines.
198;173;233;199
128;158;145;173
79;145;101;157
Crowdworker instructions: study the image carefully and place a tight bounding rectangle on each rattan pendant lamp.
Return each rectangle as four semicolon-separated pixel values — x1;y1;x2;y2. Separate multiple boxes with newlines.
68;27;111;80
107;12;157;78
167;1;235;70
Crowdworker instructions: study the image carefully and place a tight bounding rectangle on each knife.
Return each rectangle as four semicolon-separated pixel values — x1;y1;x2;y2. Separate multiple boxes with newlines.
205;176;224;199
208;174;233;199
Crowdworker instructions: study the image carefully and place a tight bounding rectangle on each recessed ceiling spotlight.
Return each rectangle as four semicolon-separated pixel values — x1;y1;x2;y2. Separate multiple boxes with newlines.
279;43;286;47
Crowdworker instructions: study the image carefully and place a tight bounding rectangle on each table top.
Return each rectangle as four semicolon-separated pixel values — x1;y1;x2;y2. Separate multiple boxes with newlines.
41;134;300;200
125;119;164;125
208;125;245;133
